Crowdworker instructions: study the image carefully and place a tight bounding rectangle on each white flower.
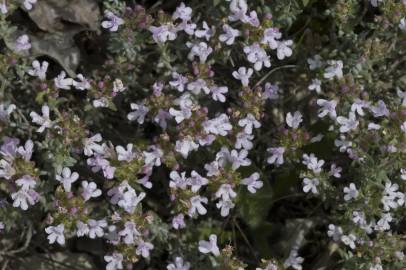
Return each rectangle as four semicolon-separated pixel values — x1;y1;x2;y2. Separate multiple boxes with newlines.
169;72;189;92
302;153;325;174
235;132;254;150
302;178;319;194
276;40;293;60
343;183;359;201
23;0;37;10
186;42;213;63
307;55;322;70
175;137;199;158
56;167;79;192
399;18;406;31
308;79;322;93
219;24;240;45
127;103;149;124
188;195;208;216
370;100;389;118
15;35;31;51
241;172;263;193
167;257;191;270
170;171;189;190
149;24;178;43
317;99;337;119
83;133;103;156
341;234;356;249
286;111;303;129
16;175;36;190
72;74;91;90
370;0;383;7
0;1;7;14
351;99;369;116
11;189;36;210
102;11;124;32
116;144;136;162
172;2;192;21
198;234;220;256
336;112;358;133
136;240;154;258
143;146;163;167
244;43;271;71
267;147;285;166
30;105;52;133
203;114;232;136
368;123;381;130
232;67;253;87
113;79;126;93
401;168;406;180
210;86;228;102
238;113;261;134
283;248;304;270
104;253;123;270
194;21;215;41
324;60;343;80
172;214;186;230
54;71;73;90
230;149;251;170
187;79;209;95
88;219;107;239
81;181;102;201
329;164;342;178
263;83;280;100
28;60;48;81
262;28;282;49
376;213;393;231
76;220;89;237
327;224;343;241
216;199;235;217
401;122;406;134
119;221;140;245
228;0;248;22
118;189;146;214
45;224;65;245
188;170;208;192
0;103;16;122
215;184;237;201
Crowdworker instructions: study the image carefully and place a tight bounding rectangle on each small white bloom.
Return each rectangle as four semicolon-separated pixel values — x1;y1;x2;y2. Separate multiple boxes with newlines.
15;35;31;51
188;195;208;216
45;224;65;245
198;234;220;256
308;79;322;93
241;172;263;193
232;67;253;87
104;253;123;270
267;147;285;166
56;167;79;192
81;181;102;201
54;71;73;90
102;11;124;32
286;111;303;129
28;60;48;81
302;177;319;194
219;24;240;45
336;112;359;133
317;99;337;119
276;40;293;60
343;183;359;201
167;257;190;270
324;60;343;80
238;113;261;134
127;103;149;124
88;219;107;239
30;105;52;133
244;43;271;71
